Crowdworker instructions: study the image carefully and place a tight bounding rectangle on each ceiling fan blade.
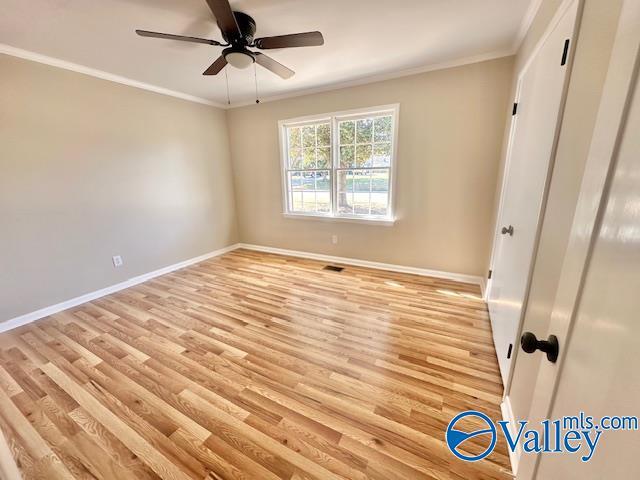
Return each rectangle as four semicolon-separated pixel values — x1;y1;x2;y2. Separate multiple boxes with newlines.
203;55;228;75
136;29;222;46
254;31;324;49
255;53;294;79
204;0;241;40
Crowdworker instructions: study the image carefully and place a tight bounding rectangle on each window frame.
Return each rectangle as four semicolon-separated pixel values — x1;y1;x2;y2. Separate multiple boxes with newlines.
278;104;399;225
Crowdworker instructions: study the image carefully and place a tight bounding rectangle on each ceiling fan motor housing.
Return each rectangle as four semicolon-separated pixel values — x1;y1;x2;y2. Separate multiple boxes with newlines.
221;11;257;45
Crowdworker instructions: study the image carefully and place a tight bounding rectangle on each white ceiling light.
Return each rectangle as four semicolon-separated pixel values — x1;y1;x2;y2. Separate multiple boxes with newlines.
225;51;254;69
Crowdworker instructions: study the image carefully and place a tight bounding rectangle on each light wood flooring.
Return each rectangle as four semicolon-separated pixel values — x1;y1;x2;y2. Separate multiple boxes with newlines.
0;249;511;479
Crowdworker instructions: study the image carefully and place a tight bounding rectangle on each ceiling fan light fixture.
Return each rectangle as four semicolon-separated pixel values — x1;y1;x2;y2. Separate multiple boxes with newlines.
225;50;254;69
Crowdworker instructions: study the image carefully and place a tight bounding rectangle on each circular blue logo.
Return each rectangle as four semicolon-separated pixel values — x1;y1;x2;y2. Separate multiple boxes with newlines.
446;410;497;462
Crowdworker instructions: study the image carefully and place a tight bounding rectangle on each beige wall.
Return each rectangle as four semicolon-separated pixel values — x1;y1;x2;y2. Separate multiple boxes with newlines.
502;0;623;422
0;54;238;322
227;57;514;277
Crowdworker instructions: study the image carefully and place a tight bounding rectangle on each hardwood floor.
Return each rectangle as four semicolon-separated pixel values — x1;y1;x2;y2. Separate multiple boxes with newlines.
0;249;511;479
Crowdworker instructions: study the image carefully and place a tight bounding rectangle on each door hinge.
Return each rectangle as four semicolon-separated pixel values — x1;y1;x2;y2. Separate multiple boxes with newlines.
507;343;513;359
561;39;570;66
488;269;493;279
512;102;518;115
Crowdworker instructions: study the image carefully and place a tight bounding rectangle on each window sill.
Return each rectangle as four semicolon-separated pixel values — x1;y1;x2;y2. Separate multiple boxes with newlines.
282;212;396;226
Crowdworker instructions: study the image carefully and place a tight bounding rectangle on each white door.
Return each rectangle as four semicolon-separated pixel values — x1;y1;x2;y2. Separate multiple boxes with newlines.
518;2;640;477
488;0;580;385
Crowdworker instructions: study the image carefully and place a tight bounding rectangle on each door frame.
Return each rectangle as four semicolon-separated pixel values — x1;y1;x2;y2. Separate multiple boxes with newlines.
517;1;640;476
486;0;584;392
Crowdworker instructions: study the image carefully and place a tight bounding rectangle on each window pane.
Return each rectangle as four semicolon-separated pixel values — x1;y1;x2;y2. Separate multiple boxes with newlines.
354;203;370;215
302;125;316;147
286;121;331;171
316;170;331;190
339;121;355;144
356;118;373;143
373;143;391;167
315;170;331;213
288;148;302;169
300;191;313;212
291;191;303;211
340;145;355;168
317;123;330;146
316;191;330;212
371;169;390;216
317;146;330;168
337;168;389;217
353;170;371;192
374;116;392;142
353;170;371;215
303;148;316;169
337;170;354;214
289;171;303;190
288;170;330;214
288;126;301;149
355;144;372;167
302;171;316;190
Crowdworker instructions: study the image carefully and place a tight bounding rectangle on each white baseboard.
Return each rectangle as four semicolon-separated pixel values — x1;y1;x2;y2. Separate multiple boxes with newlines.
480;277;488;300
501;395;521;475
237;243;484;288
2;242;485;334
0;243;240;333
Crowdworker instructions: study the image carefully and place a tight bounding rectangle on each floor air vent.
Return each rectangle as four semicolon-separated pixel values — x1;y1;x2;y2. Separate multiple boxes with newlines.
323;265;344;272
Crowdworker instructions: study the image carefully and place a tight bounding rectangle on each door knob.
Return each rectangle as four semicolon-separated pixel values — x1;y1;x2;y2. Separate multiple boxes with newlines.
501;225;514;236
520;332;559;363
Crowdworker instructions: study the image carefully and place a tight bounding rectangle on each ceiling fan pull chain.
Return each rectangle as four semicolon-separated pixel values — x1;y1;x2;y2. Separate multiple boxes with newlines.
225;68;231;105
254;63;260;104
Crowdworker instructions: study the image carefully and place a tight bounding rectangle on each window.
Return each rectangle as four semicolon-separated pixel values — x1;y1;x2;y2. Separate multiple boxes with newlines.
279;105;398;223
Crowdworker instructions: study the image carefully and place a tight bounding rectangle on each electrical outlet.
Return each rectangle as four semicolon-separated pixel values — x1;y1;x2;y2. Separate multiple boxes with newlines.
331;235;338;245
112;255;123;268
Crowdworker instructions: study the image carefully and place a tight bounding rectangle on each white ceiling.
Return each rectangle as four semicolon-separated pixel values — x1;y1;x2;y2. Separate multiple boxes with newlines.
0;0;534;107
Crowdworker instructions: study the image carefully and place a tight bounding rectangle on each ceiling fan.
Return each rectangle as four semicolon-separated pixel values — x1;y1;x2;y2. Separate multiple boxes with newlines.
135;0;324;80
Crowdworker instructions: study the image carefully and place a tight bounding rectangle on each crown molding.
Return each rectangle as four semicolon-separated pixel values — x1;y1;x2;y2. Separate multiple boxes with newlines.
1;43;515;111
0;43;225;108
226;49;515;108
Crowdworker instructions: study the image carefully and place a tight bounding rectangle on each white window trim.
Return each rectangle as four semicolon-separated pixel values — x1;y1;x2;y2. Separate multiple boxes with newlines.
278;103;400;225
